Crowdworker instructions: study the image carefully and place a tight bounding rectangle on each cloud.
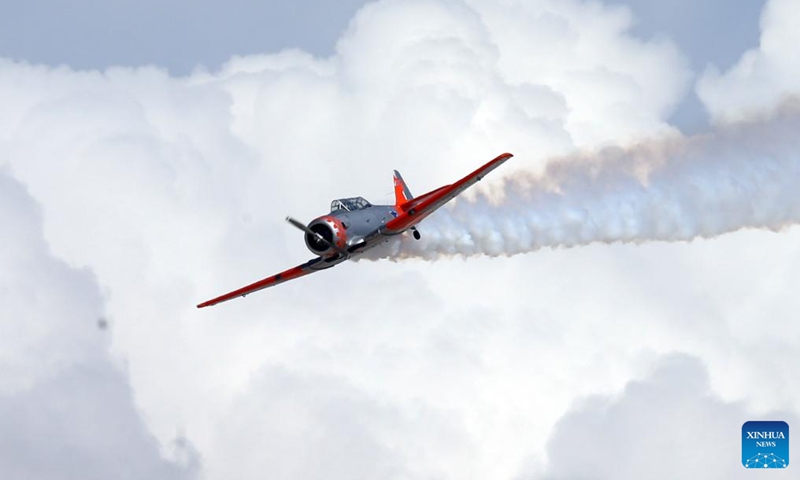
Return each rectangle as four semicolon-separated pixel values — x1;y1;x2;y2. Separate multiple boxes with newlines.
697;0;800;122
0;171;197;479
532;354;798;480
0;1;796;479
205;367;472;480
0;362;198;480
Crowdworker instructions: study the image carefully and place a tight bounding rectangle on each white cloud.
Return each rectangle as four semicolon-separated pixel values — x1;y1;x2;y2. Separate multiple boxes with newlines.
205;367;467;480
0;170;101;392
467;0;691;145
0;171;196;479
697;0;800;122
531;354;799;479
0;1;796;479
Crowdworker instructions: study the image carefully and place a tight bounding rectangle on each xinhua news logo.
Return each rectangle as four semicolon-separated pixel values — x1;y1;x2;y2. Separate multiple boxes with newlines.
742;421;789;469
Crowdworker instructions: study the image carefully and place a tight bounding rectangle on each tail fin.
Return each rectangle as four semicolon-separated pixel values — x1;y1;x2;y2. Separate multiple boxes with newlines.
393;170;414;207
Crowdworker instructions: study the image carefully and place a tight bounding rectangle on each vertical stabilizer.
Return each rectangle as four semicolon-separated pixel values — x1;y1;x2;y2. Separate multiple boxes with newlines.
393;170;414;207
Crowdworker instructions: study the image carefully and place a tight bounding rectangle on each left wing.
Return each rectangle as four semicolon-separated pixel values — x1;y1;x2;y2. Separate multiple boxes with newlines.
383;152;513;233
197;257;333;308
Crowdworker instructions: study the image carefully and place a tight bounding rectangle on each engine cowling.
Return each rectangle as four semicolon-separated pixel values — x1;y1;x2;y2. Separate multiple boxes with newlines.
304;215;348;257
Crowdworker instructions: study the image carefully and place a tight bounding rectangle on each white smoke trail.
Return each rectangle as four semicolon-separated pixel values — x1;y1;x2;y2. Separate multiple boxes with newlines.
369;104;800;260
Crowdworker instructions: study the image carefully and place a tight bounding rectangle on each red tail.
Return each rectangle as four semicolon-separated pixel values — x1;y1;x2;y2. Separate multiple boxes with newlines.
393;170;413;207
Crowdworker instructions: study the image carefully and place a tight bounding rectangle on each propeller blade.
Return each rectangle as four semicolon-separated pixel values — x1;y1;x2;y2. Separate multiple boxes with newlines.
286;216;314;235
285;216;348;255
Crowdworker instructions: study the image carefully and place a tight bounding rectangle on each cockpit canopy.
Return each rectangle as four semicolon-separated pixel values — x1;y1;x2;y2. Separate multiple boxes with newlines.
330;197;372;212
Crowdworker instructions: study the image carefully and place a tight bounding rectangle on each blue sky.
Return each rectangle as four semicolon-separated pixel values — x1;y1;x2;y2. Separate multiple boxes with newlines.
0;0;765;133
2;0;764;73
0;0;367;72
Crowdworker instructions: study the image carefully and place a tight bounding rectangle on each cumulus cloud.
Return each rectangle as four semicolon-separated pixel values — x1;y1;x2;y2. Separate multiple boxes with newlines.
205;367;475;480
697;0;800;122
0;0;797;479
0;171;196;479
533;354;799;480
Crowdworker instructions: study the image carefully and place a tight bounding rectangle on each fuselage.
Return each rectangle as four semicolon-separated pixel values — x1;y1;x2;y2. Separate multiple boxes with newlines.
303;198;401;262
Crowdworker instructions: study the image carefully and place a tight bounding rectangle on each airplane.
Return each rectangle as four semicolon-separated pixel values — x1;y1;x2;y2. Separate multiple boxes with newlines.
197;152;513;308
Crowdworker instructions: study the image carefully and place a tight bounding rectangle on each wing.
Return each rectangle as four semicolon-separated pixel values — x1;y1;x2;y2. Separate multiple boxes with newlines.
197;257;331;308
384;152;513;233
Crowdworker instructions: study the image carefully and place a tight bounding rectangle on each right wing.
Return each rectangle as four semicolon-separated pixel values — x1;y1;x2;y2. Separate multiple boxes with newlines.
197;257;332;308
384;152;513;233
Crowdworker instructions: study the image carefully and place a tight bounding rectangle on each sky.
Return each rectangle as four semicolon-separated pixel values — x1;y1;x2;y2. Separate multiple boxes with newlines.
0;0;764;133
2;0;799;479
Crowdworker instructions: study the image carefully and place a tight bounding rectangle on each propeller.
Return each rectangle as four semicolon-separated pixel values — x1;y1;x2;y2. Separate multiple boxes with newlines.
286;216;348;256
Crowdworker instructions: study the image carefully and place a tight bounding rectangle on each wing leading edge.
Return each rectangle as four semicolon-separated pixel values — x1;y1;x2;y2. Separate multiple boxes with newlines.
197;257;330;308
